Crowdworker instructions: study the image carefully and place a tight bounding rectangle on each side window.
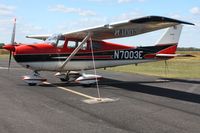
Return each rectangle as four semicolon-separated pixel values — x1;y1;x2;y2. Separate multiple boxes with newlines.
57;40;65;48
67;41;87;50
67;41;76;48
81;42;87;50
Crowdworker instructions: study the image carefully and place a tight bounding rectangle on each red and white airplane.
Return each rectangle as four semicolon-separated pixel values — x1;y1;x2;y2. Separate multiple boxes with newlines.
3;16;194;86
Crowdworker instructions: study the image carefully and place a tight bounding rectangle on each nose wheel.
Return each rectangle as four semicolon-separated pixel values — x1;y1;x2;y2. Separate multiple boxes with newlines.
28;83;37;86
23;71;47;86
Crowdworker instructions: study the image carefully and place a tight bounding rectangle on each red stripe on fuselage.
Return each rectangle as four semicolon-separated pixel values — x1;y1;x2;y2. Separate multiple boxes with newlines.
144;54;156;59
14;41;134;55
156;44;177;54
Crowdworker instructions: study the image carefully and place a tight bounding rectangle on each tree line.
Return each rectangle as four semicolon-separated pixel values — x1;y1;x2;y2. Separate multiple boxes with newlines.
177;47;200;51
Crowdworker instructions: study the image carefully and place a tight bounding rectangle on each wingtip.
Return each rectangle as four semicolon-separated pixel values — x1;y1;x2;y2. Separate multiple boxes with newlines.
130;15;195;26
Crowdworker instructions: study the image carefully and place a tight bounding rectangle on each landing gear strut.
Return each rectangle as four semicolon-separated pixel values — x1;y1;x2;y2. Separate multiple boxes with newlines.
56;72;69;82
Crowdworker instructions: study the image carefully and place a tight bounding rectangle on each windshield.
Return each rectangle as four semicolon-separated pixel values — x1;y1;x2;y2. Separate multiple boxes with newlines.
45;33;62;46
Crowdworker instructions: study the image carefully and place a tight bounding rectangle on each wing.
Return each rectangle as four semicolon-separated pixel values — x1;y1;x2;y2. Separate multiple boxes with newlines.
26;16;194;41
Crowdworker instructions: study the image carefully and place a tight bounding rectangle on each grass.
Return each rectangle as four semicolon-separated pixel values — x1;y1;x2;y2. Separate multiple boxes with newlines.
107;51;200;79
0;49;9;54
0;50;9;60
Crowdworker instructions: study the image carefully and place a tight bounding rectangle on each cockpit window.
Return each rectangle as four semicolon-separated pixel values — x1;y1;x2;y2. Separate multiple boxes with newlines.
45;33;64;48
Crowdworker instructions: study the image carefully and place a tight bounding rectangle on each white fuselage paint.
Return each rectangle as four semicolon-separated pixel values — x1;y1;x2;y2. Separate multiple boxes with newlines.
18;59;157;72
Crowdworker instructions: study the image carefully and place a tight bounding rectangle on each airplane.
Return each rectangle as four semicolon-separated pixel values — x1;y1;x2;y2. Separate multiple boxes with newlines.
2;16;194;86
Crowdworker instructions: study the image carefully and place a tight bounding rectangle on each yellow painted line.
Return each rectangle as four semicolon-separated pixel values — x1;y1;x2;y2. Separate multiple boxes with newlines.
43;82;96;99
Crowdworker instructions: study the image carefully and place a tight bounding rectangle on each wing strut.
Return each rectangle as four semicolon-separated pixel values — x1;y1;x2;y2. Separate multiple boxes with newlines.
89;37;101;100
59;33;91;71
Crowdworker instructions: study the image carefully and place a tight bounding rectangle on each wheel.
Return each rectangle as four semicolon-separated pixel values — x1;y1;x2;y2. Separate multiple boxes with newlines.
28;83;37;86
82;84;92;87
60;78;69;82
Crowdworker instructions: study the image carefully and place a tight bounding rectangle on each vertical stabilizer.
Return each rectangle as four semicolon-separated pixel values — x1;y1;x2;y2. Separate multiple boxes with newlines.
156;24;183;45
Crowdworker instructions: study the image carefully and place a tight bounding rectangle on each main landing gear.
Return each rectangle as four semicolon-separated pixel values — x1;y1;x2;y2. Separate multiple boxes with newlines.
55;71;102;86
23;71;47;86
22;71;102;86
55;71;81;82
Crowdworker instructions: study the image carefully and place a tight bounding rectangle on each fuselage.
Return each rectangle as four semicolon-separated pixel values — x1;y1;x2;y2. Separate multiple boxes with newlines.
11;39;176;72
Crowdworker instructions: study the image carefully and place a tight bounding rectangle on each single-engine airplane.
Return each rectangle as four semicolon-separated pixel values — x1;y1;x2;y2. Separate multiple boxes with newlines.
2;16;194;86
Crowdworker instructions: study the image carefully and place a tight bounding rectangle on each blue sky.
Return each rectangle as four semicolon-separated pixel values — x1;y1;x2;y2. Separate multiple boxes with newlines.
0;0;199;47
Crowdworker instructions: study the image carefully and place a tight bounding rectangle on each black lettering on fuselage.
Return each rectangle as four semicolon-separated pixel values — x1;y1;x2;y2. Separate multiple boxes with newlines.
113;50;143;60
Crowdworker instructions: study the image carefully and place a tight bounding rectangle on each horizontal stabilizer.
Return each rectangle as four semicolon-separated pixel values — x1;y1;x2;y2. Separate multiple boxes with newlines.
156;54;178;57
156;54;195;58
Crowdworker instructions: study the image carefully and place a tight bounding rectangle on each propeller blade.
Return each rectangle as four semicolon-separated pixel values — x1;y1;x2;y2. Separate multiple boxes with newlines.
11;18;16;45
8;51;12;71
7;18;16;71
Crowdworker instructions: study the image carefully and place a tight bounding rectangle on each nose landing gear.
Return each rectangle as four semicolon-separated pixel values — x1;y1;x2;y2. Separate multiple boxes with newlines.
23;71;47;86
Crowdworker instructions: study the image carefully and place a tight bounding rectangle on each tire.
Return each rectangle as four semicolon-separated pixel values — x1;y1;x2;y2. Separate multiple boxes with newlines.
28;83;37;86
82;84;92;87
60;78;69;82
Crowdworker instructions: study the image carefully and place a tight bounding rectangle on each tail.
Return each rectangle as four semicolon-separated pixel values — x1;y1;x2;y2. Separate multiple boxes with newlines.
155;24;183;56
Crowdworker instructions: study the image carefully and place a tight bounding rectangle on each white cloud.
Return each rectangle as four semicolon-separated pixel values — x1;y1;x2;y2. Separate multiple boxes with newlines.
57;11;143;32
0;18;15;37
56;17;107;33
111;11;143;21
0;18;46;43
118;0;131;3
169;14;182;19
190;7;200;15
17;23;48;43
88;0;106;2
88;0;145;3
49;5;96;16
0;19;13;25
0;4;15;16
118;0;144;3
53;10;143;33
19;24;43;35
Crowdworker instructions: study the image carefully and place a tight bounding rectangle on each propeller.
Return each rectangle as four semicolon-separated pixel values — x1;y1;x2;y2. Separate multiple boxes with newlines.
8;50;12;69
2;18;16;71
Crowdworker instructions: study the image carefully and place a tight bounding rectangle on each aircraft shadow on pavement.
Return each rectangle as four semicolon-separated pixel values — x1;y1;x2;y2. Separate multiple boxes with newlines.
161;78;200;84
39;77;200;104
99;78;200;104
